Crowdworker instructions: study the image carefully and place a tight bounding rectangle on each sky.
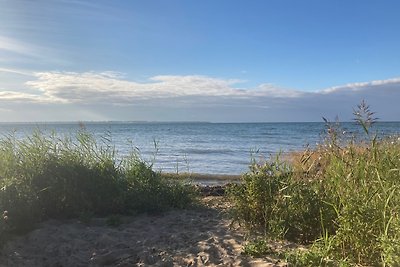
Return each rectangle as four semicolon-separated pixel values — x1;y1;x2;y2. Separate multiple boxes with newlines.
0;0;399;122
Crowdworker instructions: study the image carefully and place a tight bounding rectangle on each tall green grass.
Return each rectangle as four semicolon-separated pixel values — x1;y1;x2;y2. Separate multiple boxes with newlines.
229;102;400;266
0;129;195;240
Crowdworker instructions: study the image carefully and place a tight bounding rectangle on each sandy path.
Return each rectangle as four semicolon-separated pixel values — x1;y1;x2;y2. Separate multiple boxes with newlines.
0;197;285;267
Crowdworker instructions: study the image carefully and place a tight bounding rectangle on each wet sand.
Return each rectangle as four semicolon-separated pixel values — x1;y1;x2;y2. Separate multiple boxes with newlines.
162;173;242;186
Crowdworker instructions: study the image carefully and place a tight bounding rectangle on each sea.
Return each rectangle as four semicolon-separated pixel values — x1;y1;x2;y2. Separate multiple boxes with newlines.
0;122;399;175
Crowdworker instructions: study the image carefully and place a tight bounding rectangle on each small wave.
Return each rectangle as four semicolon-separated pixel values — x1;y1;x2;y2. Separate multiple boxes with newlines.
178;148;235;155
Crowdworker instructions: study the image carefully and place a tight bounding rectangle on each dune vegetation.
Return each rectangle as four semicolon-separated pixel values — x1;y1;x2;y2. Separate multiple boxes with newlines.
0;101;399;266
0;129;196;242
229;101;400;266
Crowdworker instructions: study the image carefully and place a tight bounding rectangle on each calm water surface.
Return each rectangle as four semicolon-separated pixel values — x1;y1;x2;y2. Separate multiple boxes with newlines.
0;122;399;175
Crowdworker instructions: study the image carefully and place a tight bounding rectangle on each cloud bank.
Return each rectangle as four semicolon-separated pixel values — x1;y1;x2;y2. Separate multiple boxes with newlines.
1;71;399;122
23;71;303;104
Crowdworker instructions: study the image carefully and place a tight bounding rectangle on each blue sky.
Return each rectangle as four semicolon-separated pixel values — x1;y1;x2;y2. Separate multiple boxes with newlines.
0;0;399;122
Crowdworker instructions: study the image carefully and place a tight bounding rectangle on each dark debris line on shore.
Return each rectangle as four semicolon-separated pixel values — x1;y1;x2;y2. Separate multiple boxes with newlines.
195;184;229;197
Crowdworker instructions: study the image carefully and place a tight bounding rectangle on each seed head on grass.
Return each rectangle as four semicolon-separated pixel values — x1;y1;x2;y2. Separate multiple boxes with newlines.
229;101;400;266
353;99;378;135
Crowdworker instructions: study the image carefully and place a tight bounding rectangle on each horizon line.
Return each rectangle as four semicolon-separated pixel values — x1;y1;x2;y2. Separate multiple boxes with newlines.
0;120;398;124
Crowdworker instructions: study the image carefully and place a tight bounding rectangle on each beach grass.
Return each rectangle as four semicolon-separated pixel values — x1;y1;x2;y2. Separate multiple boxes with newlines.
1;101;399;266
229;101;400;266
0;129;196;242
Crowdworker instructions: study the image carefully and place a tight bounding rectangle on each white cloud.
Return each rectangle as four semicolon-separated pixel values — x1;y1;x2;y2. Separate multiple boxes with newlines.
23;71;302;104
149;75;244;96
0;91;43;103
252;84;304;98
320;77;400;94
1;71;400;122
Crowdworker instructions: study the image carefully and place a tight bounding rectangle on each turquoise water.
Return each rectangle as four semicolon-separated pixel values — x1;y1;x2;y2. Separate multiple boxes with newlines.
0;122;399;175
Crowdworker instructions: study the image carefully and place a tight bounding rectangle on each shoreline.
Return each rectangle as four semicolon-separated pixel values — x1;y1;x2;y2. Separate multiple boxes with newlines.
161;172;242;185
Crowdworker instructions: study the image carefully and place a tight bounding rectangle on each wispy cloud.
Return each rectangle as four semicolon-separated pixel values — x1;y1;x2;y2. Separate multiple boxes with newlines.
0;67;34;77
0;34;72;66
0;35;39;58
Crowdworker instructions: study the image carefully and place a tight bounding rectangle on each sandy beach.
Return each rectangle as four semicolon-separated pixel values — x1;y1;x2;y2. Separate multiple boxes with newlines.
0;195;286;267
